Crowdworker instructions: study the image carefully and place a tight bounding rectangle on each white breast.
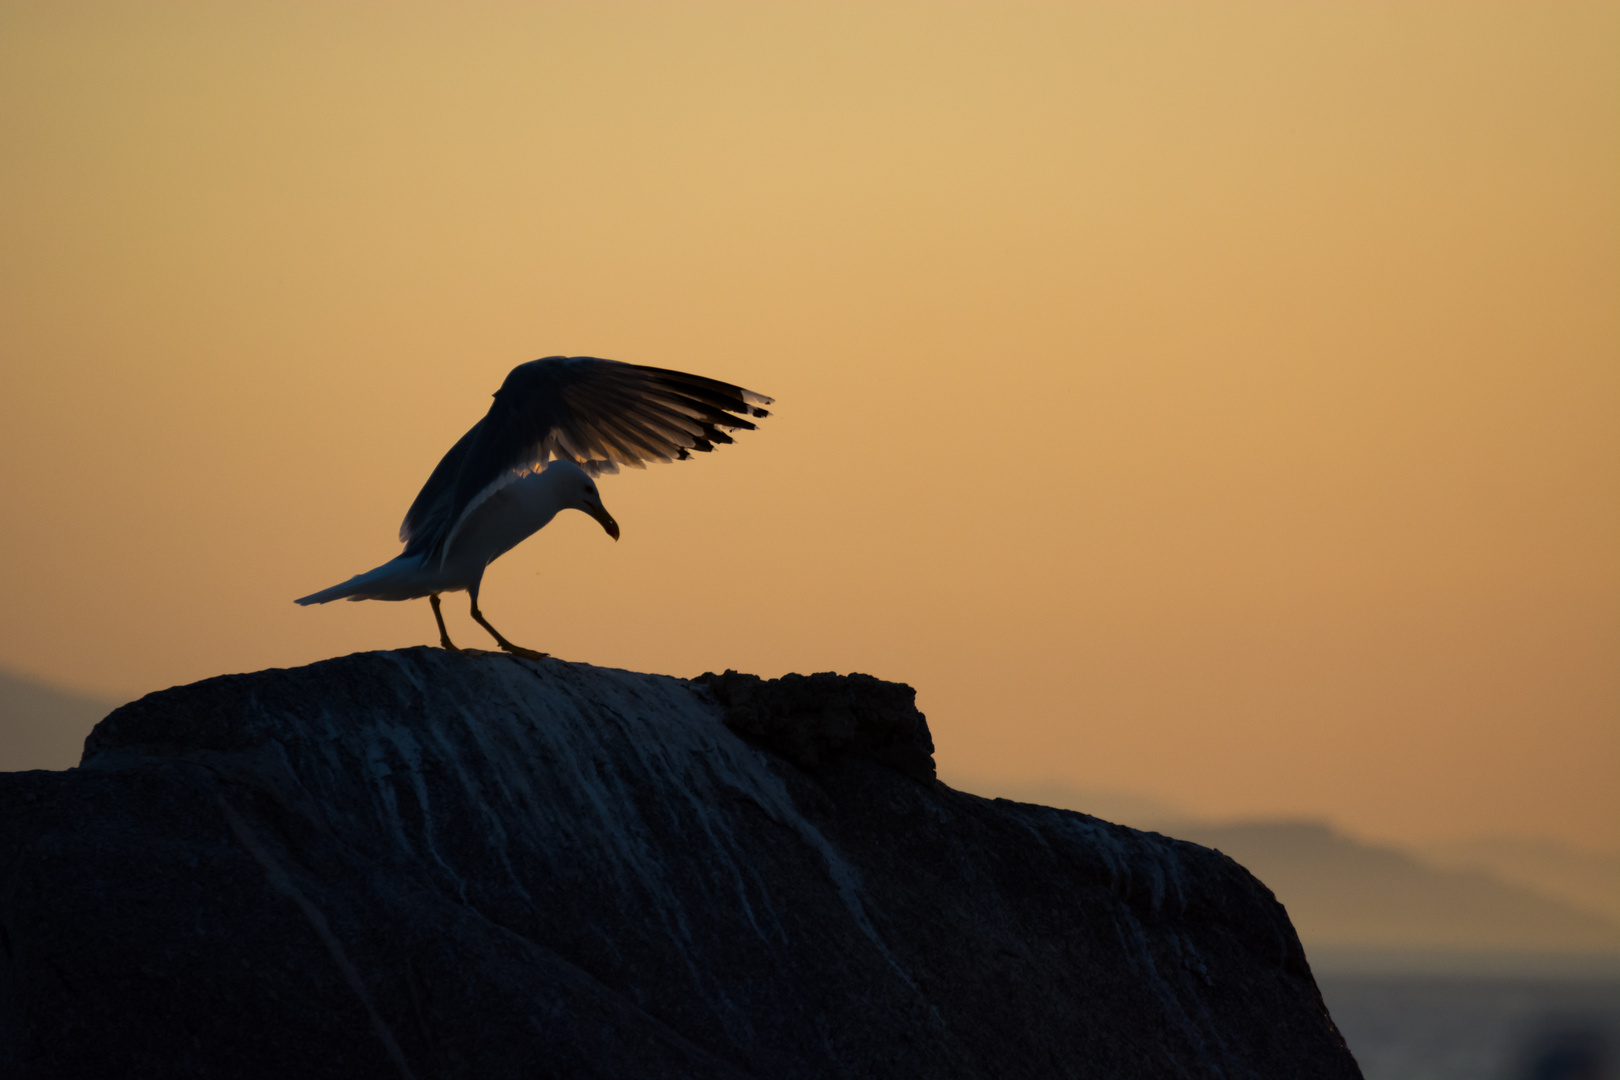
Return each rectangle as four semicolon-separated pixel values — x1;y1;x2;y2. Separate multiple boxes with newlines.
442;470;566;573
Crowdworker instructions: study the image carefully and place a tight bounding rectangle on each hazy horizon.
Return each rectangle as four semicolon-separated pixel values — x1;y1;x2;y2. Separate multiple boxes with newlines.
2;3;1615;854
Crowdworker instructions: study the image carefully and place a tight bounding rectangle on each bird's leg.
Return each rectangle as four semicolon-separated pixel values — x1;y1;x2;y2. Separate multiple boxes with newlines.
429;594;464;653
469;598;549;660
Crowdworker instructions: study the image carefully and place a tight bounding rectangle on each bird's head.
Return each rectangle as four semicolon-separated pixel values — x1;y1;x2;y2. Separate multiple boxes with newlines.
545;459;620;541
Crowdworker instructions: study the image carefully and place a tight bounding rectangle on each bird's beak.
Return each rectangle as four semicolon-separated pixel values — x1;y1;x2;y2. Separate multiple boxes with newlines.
587;503;620;541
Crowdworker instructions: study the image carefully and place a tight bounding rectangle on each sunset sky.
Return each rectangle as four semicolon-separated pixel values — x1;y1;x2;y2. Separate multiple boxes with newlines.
2;2;1615;852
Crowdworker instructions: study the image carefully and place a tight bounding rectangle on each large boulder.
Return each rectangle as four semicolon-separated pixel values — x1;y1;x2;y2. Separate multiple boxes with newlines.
0;649;1359;1079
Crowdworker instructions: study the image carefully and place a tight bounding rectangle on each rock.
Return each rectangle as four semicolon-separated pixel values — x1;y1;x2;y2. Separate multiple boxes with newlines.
0;649;1360;1079
693;668;936;783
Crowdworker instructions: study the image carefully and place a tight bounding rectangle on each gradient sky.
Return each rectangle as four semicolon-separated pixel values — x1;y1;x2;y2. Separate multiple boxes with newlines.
2;2;1615;851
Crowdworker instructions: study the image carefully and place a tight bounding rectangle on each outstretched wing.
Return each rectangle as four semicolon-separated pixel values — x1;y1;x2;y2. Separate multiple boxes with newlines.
399;356;772;558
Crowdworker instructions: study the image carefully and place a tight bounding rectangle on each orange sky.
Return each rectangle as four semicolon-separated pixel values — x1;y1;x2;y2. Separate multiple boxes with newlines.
2;2;1616;851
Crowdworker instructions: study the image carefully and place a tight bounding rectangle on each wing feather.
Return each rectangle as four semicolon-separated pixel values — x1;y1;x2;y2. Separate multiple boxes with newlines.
399;356;771;561
398;420;482;549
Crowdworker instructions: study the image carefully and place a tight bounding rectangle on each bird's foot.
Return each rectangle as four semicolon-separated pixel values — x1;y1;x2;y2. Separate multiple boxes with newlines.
498;643;550;661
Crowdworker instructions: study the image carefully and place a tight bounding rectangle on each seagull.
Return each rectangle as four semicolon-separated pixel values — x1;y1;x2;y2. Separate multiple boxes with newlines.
296;356;772;658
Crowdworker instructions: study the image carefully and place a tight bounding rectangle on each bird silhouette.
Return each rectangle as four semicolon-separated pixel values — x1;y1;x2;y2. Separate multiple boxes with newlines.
296;356;771;658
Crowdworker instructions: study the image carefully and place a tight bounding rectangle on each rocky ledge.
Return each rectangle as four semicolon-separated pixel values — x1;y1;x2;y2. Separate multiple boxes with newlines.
0;650;1359;1079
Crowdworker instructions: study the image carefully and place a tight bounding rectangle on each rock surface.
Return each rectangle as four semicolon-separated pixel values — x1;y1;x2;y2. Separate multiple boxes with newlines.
0;650;1360;1079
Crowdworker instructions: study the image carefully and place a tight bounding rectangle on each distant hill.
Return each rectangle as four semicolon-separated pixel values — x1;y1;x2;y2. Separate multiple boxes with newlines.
946;776;1620;964
1171;820;1620;954
0;670;118;771
1422;834;1620;927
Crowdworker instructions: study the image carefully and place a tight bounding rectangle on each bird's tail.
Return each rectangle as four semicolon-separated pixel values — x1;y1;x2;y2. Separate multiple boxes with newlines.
294;554;431;605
